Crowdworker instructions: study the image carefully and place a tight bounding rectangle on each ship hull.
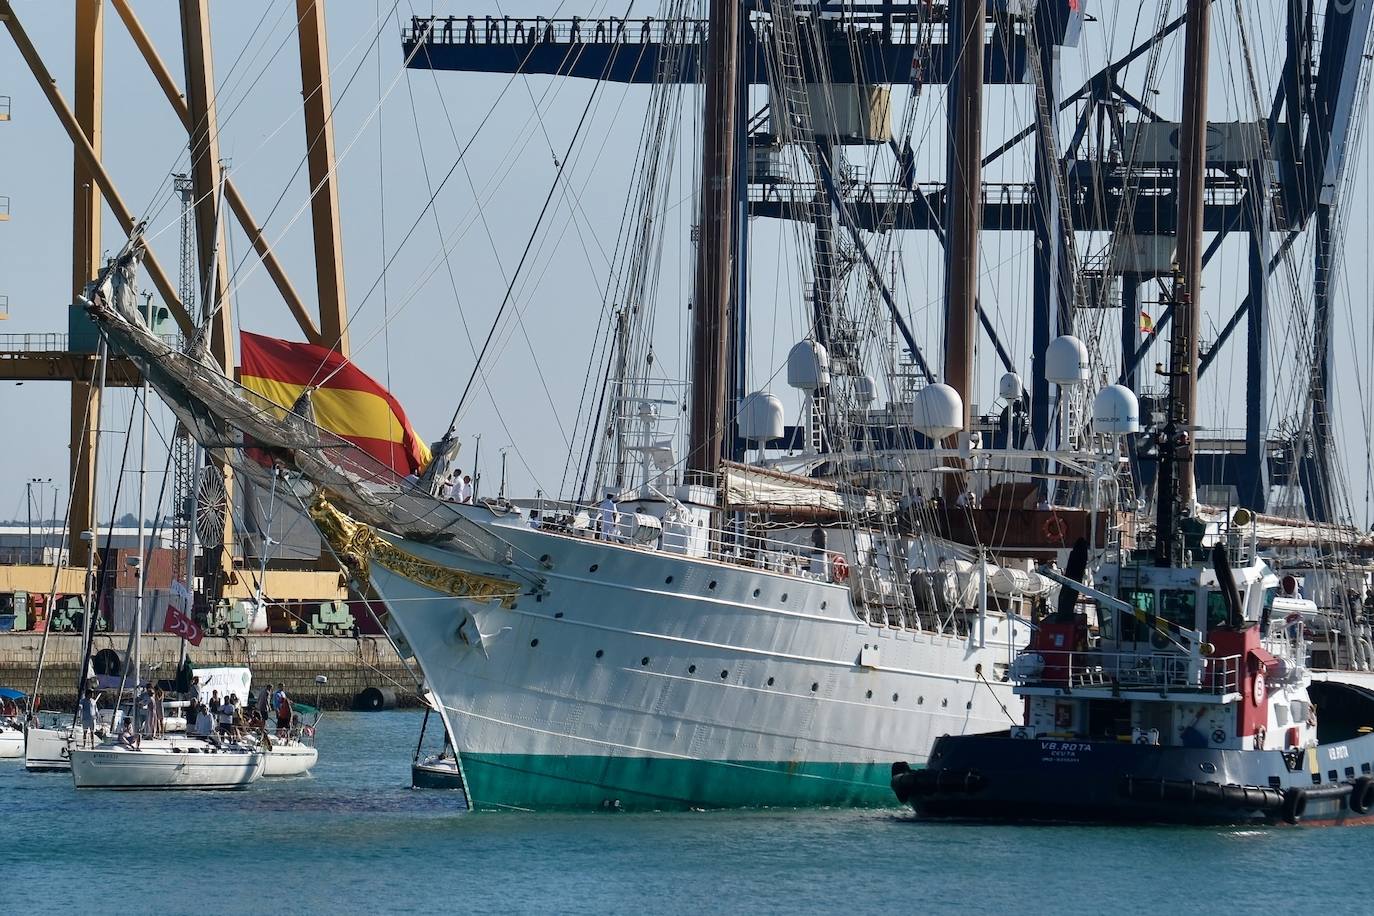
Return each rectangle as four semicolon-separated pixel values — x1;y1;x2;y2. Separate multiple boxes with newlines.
369;526;1020;811
896;732;1374;826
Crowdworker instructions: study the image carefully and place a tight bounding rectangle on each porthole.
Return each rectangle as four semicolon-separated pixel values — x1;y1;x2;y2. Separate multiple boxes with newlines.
665;576;674;584
589;564;599;573
641;657;650;666
917;696;924;705
539;554;551;564
766;677;775;686
530;639;539;648
752;588;761;598
708;580;717;590
689;665;697;674
892;693;900;702
965;701;972;710
865;690;873;699
595;649;604;659
820;601;828;610
781;593;788;602
554;612;563;619
810;682;818;692
941;698;949;708
720;670;729;679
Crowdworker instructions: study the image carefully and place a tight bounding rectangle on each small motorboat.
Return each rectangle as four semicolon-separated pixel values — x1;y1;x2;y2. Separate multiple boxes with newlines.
410;701;465;791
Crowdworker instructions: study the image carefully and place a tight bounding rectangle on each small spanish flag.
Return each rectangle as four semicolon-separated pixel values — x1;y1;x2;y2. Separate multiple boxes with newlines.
1139;310;1155;334
239;331;431;477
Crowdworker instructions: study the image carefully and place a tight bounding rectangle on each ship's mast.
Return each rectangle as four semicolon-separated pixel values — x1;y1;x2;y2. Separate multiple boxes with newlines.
686;0;740;479
944;0;984;438
1156;0;1211;565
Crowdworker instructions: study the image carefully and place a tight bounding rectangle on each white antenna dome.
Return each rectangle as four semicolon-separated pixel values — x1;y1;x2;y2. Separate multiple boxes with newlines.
786;340;830;390
738;391;785;443
1092;384;1140;435
1045;335;1090;385
853;374;878;406
998;372;1024;401
911;383;964;441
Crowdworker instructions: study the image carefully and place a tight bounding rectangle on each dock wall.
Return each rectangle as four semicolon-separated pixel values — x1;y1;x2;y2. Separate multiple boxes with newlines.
0;633;418;709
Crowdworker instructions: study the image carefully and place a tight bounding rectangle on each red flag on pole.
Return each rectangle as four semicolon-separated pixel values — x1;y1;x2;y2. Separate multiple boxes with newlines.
164;605;204;646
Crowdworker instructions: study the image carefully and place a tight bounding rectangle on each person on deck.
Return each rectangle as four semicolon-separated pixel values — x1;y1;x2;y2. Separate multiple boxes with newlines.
276;689;293;738
257;683;273;717
117;717;141;751
217;694;235;736
208;690;221;718
151;687;165;737
599;492;619;542
189;675;202;710
135;684;154;737
438;473;455;500
458;475;474;504
79;690;98;748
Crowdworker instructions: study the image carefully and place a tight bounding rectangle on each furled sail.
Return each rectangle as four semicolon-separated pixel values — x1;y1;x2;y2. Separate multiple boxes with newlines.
722;460;896;518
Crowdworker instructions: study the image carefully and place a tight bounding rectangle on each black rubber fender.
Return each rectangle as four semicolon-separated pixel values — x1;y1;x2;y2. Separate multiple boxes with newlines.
891;761;914;804
1282;787;1307;824
351;686;398;711
1350;776;1374;814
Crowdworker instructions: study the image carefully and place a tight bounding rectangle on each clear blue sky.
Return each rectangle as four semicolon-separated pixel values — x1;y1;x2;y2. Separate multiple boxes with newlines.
1;1;1370;533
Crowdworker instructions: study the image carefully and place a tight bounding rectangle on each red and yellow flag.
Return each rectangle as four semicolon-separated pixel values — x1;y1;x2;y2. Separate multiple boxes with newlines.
1139;310;1155;334
239;331;431;477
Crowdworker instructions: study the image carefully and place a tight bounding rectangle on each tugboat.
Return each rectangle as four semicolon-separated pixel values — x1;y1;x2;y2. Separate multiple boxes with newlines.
892;0;1374;827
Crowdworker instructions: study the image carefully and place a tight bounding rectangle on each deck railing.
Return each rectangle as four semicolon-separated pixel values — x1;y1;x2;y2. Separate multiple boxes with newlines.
1016;650;1244;695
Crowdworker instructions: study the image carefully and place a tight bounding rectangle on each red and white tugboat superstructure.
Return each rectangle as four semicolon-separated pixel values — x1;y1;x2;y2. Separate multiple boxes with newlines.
892;0;1374;826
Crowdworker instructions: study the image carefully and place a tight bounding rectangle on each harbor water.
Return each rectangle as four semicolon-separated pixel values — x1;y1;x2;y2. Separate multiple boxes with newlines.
5;710;1373;915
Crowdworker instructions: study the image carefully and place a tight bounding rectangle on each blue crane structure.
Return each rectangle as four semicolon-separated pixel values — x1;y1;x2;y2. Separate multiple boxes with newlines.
402;0;1373;523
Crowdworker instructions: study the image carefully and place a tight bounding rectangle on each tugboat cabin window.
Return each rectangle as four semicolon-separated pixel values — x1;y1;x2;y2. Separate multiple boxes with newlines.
1205;591;1230;629
1119;589;1154;642
1156;589;1197;649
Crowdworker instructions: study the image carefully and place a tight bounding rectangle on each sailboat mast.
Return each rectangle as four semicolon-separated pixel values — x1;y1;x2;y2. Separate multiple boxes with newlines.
1174;0;1210;511
945;0;984;436
686;0;740;478
1156;0;1211;563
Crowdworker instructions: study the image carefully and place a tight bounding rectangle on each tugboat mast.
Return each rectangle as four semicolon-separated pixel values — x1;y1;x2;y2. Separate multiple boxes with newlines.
1156;0;1211;566
687;0;741;478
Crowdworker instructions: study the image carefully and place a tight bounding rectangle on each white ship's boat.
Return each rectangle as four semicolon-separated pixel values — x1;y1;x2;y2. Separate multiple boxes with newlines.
70;739;265;790
24;723;74;770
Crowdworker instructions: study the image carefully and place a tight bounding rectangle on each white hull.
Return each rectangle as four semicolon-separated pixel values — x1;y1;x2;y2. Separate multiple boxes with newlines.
261;740;318;776
369;522;1022;810
0;726;22;759
70;741;265;789
25;724;75;771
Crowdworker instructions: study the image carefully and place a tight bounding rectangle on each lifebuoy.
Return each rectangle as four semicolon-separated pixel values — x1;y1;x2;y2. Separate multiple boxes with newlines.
831;553;850;583
1041;515;1067;542
1252;671;1266;707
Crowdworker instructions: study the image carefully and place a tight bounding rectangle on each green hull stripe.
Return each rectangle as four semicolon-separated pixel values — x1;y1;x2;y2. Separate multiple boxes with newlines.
460;753;901;811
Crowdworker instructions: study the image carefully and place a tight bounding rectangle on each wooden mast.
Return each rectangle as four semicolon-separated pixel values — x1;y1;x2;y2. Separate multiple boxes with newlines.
686;0;740;480
1156;0;1211;564
944;0;984;436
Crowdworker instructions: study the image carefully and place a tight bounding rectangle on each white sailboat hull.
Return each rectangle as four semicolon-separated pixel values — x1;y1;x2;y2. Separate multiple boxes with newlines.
25;724;75;771
70;742;265;789
261;740;318;776
370;525;1021;811
0;726;22;759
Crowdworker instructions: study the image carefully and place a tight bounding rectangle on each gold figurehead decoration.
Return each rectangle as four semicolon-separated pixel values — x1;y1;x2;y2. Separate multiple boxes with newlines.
309;497;519;607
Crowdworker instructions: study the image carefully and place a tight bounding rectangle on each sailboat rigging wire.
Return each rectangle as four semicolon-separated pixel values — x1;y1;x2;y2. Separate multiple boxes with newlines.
442;84;608;434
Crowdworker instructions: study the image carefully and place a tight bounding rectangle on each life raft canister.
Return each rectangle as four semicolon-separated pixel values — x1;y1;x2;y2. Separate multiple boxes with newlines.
831;552;850;583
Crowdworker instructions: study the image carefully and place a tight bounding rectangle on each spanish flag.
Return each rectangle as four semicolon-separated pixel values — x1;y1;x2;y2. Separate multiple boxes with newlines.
1139;310;1155;334
239;331;431;477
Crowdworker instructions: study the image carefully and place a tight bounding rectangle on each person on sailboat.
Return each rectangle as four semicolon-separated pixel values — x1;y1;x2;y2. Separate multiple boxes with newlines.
136;684;154;737
117;717;140;751
79;690;98;748
257;683;273;717
599;491;619;542
276;689;293;738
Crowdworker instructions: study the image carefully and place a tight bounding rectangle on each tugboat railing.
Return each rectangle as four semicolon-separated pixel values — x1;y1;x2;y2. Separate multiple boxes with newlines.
1019;651;1243;695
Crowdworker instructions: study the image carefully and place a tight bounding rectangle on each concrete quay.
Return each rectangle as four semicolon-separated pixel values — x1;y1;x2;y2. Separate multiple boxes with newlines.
0;632;417;710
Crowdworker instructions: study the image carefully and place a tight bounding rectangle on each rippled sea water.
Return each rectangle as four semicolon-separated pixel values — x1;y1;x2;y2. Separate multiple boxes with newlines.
6;709;1373;915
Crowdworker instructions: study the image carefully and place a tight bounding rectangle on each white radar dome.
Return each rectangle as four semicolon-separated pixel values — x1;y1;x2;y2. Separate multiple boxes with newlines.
786;340;830;390
1045;335;1090;385
911;383;964;441
853;374;878;406
998;372;1024;401
738;391;785;443
1092;384;1140;435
